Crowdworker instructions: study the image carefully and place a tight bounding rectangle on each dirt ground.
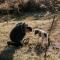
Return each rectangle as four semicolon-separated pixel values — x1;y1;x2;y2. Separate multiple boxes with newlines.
0;13;60;60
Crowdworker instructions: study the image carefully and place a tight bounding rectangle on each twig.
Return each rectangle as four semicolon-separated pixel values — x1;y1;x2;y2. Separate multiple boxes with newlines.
44;15;57;60
48;15;56;37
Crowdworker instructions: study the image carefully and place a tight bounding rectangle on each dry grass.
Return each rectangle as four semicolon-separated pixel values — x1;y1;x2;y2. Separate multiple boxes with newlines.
0;0;60;13
0;14;60;60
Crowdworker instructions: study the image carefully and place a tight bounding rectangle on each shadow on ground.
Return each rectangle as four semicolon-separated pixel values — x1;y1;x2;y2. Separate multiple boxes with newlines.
0;46;19;60
0;11;46;23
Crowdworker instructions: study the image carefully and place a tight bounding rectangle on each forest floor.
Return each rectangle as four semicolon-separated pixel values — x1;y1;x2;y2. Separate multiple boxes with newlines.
0;12;60;60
